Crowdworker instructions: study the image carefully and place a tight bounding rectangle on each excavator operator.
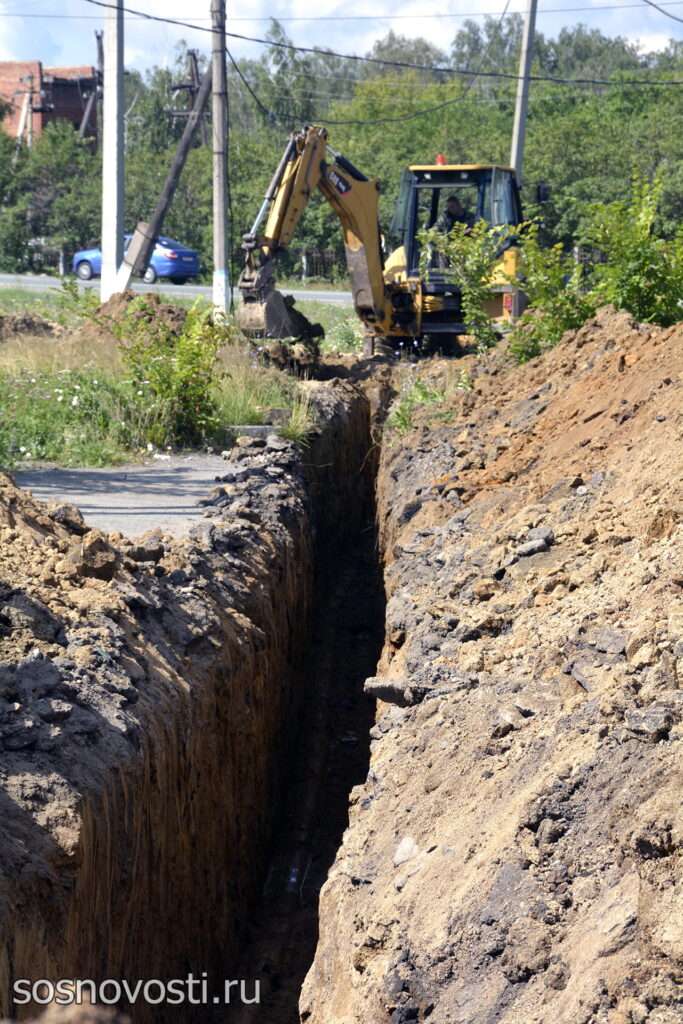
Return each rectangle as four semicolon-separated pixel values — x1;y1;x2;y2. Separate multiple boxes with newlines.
436;193;472;233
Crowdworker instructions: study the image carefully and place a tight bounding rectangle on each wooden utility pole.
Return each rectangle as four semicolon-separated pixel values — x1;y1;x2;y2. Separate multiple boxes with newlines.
115;65;212;292
100;0;124;302
211;0;229;314
510;0;537;183
79;31;103;141
25;74;34;148
171;50;208;145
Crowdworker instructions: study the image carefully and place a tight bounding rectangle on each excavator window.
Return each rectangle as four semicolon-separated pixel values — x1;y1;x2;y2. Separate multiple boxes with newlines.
402;167;521;274
389;170;414;246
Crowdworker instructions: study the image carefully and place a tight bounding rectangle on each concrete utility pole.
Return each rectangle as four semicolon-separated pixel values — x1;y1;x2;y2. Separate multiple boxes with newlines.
100;0;125;303
510;0;537;184
114;65;212;293
211;0;230;314
12;94;30;165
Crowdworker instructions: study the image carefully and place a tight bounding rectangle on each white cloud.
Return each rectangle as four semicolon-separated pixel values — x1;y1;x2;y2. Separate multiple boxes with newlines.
626;30;674;51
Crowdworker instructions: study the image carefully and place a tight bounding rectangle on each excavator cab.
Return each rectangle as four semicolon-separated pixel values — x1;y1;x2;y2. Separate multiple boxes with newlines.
383;164;524;345
390;165;522;268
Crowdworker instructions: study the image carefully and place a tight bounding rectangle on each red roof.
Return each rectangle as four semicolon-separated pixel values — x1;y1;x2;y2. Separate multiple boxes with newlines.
44;65;96;80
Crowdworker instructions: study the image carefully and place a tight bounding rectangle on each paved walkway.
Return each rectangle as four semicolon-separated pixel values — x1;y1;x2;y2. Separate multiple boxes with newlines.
15;455;228;538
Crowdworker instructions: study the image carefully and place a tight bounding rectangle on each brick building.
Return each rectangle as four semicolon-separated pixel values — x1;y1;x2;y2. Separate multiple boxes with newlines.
0;61;98;142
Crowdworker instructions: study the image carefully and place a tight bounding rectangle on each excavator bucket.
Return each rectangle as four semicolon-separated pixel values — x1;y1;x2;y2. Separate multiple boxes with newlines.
238;288;323;344
237;253;324;371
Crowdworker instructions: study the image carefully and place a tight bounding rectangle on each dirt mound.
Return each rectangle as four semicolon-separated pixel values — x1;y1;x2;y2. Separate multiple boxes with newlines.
95;291;187;336
302;307;683;1023
67;291;188;354
0;313;58;341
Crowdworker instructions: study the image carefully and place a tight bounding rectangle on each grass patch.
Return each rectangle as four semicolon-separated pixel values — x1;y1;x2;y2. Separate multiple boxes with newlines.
0;286;64;318
294;300;361;353
278;276;350;292
387;378;445;435
279;392;317;445
0;299;315;468
216;345;295;425
0;370;162;467
0;282;206;318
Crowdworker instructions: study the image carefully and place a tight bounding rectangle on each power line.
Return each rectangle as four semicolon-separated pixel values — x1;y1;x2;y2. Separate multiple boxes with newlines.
226;49;275;121
640;0;683;21
227;48;484;127
227;53;644;128
7;0;683;19
78;0;683;87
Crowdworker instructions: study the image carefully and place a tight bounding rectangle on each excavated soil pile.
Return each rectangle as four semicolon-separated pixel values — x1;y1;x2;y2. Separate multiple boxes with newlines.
0;314;57;342
63;292;187;354
0;380;371;1023
96;292;187;336
303;307;683;1024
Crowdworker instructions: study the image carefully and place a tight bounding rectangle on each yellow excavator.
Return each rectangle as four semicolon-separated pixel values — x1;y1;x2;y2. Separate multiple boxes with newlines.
238;125;524;357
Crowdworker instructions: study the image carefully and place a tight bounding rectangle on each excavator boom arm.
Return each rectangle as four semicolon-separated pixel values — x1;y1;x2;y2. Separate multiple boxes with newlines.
239;126;390;334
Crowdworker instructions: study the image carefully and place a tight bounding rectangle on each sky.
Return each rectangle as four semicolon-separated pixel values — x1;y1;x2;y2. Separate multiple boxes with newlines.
0;0;681;73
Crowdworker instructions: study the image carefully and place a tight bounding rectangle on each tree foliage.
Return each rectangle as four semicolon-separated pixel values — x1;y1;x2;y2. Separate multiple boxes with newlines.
420;221;515;350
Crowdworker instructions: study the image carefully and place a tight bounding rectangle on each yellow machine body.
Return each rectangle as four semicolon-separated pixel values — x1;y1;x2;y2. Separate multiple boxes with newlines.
238;127;524;354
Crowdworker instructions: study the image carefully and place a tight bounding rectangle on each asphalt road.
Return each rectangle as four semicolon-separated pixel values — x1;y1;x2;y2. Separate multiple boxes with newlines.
15;454;230;539
0;272;352;307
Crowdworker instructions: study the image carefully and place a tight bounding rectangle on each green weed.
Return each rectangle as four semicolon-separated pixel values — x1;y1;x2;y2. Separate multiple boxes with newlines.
280;392;317;445
387;378;444;434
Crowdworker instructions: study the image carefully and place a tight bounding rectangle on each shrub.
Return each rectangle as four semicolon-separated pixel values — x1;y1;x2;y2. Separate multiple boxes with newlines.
52;277;100;326
324;314;365;353
509;222;596;362
119;299;225;447
420;221;515;351
582;175;683;326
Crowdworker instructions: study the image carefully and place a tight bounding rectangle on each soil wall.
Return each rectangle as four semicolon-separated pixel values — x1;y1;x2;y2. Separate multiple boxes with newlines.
302;310;683;1024
0;379;370;1022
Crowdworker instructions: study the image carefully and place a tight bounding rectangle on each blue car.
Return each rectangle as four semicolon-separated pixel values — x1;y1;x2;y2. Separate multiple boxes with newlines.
72;235;200;285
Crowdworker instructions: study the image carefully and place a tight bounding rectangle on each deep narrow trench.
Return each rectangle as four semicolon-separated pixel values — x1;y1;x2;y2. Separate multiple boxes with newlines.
0;382;391;1024
223;517;385;1024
